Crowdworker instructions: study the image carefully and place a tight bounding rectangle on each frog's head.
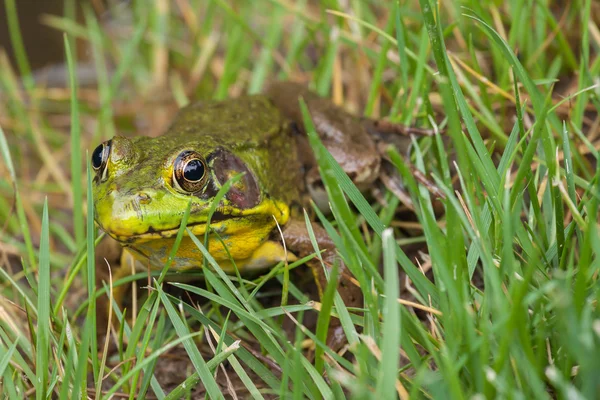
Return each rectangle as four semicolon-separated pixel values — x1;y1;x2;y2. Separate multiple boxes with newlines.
91;135;288;247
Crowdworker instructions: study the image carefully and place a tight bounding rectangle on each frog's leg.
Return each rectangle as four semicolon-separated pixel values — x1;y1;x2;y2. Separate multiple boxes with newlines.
266;81;414;207
281;219;363;351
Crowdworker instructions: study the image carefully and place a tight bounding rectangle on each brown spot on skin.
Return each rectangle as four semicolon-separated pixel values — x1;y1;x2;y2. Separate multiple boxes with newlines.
136;192;152;204
209;148;261;209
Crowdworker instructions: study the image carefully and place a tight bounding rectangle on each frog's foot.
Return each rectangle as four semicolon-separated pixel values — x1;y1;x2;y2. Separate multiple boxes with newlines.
362;117;439;140
281;219;363;352
235;240;298;272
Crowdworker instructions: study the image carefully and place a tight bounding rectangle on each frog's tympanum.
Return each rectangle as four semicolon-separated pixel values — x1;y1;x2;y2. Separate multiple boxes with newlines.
92;82;406;348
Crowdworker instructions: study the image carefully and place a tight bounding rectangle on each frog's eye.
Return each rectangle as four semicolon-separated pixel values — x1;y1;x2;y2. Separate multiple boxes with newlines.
172;151;208;193
91;140;111;180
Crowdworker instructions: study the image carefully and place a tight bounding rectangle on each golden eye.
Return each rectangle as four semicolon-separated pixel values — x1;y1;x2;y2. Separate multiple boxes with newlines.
91;140;111;180
172;150;208;193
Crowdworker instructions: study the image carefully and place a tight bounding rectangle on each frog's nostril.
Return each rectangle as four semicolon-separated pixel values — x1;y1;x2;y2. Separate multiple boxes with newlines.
136;192;152;204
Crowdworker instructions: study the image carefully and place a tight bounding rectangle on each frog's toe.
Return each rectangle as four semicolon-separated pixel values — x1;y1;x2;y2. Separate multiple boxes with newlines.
238;240;298;272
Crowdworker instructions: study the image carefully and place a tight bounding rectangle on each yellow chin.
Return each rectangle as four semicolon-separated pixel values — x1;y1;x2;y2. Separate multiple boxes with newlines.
121;199;292;273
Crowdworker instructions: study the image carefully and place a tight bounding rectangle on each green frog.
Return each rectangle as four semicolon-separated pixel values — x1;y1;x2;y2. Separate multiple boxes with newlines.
92;82;410;347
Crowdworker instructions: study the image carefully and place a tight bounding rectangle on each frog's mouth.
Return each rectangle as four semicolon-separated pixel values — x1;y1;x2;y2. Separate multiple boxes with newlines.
103;212;235;244
96;197;290;245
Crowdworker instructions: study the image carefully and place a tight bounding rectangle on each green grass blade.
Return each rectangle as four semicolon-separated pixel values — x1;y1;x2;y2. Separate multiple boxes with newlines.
35;199;51;400
375;229;402;400
158;286;225;400
64;34;84;249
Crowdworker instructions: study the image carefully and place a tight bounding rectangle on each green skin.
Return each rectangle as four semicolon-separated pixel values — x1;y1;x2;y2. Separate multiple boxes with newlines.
93;82;383;346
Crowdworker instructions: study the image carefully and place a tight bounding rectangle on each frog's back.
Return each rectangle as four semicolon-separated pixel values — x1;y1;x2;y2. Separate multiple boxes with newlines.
165;96;303;205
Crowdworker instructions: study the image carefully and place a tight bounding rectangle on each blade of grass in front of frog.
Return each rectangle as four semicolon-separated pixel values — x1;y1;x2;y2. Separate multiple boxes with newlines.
156;283;225;400
157;199;193;284
0;324;34;385
305;214;372;383
301;353;334;400
298;98;370;287
212;311;230;365
0;337;19;382
169;279;328;395
559;123;585;266
191;227;282;335
339;150;437;367
161;342;242;400
298;99;439;305
417;8;489;366
72;316;91;399
303;206;357;356
375;228;404;400
170;279;285;345
274;273;314;315
104;289;134;381
323;363;346;398
184;229;292;335
48;311;69;395
572;176;600;314
312;200;384;293
422;0;511;292
310;204;368;341
70;270;148;321
201;172;243;266
57;315;78;400
83;160;100;383
128;291;164;399
118;275;167;387
103;330;214;400
303;210;323;266
313;260;339;375
455;160;506;306
256;304;316;319
0;341;21;395
137;311;167;400
282;324;301;400
53;232;105;315
117;237;174;385
210;315;266;400
283;307;345;398
178;299;282;394
58;349;76;399
248;253;317;301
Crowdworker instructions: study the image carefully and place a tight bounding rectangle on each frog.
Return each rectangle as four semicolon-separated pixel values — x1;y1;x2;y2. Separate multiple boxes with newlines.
92;82;414;349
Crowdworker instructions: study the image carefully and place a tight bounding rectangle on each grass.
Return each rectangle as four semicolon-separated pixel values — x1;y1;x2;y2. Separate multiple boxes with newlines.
0;0;599;398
